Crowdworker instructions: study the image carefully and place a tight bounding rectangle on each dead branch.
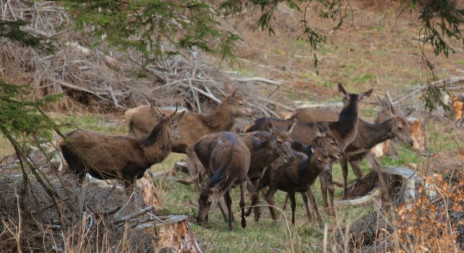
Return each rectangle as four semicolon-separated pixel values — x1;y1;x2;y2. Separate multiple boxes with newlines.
335;188;381;206
395;76;464;104
113;206;154;225
230;77;282;86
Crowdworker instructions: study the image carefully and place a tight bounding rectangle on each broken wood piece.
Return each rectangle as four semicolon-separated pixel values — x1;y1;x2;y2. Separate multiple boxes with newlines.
335;188;381;206
138;172;161;212
134;215;202;253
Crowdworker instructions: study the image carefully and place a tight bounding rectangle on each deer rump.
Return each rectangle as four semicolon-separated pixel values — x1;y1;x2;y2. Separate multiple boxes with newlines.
196;131;251;230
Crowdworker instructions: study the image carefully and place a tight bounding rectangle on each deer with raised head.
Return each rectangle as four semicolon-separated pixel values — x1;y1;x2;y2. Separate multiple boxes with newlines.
191;121;296;222
195;132;251;230
257;129;343;226
125;88;253;153
287;93;413;204
245;83;373;208
59;106;185;193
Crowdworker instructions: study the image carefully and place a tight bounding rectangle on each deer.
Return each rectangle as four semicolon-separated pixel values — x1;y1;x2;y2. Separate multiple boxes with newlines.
195;131;251;230
190;121;296;222
245;83;373;208
256;130;343;226
59;106;185;193
124;88;253;153
288;94;414;203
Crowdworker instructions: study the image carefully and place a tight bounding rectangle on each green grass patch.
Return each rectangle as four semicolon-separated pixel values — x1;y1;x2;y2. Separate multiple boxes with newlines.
57;114;126;135
380;145;421;167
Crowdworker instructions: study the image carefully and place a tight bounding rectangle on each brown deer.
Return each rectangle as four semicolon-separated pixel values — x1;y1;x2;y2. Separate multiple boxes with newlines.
59;106;185;192
195;132;251;230
125;88;253;153
191;121;296;221
288;94;414;203
245;83;373;208
257;131;343;226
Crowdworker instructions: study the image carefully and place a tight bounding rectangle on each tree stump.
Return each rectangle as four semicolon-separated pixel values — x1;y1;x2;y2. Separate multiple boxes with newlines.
135;215;202;253
138;171;161;212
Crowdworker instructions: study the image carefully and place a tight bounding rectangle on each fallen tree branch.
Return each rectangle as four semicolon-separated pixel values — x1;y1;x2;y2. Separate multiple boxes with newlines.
395;76;464;104
335;188;381;206
113;206;153;225
230;77;282;86
65;41;118;67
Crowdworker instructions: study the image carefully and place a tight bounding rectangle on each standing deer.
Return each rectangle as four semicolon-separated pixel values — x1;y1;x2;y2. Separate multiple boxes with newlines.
190;121;296;221
195;132;251;230
125;88;253;153
245;83;373;208
257;130;343;226
288;94;414;203
59;106;185;193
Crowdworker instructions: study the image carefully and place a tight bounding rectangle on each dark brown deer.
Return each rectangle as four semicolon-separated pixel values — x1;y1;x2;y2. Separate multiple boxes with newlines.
257;131;343;226
59;106;185;192
125;88;253;153
288;94;414;203
245;83;373;208
195;132;251;230
191;121;296;222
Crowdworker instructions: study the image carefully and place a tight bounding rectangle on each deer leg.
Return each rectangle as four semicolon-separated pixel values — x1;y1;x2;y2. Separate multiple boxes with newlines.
367;153;390;202
216;199;228;223
245;177;259;222
185;147;201;191
264;186;278;221
341;158;349;199
327;174;335;212
288;192;296;225
240;181;247;228
282;193;289;211
350;159;363;178
224;190;234;230
319;174;329;208
300;192;313;224
307;187;323;228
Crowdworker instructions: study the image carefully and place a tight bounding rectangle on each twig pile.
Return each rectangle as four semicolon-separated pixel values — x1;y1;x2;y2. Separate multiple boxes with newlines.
0;0;294;116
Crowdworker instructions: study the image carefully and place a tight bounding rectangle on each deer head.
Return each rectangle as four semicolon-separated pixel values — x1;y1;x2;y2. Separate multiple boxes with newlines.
223;89;254;117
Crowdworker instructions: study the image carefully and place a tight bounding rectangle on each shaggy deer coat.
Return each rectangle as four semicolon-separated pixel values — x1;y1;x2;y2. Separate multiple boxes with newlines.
59;109;185;191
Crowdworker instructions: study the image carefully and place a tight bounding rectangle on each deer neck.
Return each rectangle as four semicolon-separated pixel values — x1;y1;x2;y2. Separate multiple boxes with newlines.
357;119;395;149
203;103;235;131
331;101;359;147
338;99;358;125
299;151;321;184
141;123;172;164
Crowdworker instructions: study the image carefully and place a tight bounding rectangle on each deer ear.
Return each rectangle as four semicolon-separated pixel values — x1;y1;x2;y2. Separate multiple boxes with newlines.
149;104;162;118
287;120;297;134
173;110;186;122
266;118;275;133
231;88;242;99
359;88;373;100
315;128;326;137
338;83;347;96
224;81;232;94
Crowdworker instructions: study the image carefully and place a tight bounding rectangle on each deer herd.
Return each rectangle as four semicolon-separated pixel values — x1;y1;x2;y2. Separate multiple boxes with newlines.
58;83;420;230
